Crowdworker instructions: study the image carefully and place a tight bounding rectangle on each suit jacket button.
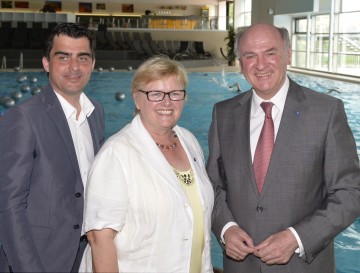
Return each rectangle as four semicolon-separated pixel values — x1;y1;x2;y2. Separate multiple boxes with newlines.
256;206;263;212
73;224;80;229
75;192;81;198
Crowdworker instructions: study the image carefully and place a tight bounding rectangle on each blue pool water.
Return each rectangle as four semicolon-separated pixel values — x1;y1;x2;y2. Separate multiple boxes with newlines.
0;70;359;272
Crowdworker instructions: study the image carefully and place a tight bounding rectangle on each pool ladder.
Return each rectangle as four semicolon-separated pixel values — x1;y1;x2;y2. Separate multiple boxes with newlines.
1;56;6;69
1;53;23;70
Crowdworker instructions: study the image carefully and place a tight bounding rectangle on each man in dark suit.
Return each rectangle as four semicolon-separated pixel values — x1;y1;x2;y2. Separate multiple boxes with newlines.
207;23;360;273
0;23;105;272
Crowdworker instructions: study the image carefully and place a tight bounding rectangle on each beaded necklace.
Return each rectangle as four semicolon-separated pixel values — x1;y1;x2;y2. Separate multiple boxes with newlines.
156;131;178;150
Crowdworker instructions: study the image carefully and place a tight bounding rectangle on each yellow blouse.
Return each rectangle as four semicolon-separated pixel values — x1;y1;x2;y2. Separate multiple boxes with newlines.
173;168;204;273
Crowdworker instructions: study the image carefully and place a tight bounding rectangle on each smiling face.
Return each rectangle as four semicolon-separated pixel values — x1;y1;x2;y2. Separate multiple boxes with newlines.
133;76;184;135
42;34;95;104
238;24;291;100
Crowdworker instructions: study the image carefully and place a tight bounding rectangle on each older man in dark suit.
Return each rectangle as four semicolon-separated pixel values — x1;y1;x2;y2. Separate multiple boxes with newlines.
0;23;104;272
207;23;360;273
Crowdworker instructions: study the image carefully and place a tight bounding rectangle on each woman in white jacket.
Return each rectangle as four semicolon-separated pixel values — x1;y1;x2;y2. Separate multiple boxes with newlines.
80;56;214;273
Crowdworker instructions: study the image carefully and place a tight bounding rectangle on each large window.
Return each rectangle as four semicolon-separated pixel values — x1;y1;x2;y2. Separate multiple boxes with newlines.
311;15;330;71
292;18;307;68
334;10;360;75
292;0;359;77
341;0;360;12
227;1;234;29
237;0;252;27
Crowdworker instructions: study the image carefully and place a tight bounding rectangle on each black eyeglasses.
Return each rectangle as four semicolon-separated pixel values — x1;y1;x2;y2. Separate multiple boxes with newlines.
138;90;186;102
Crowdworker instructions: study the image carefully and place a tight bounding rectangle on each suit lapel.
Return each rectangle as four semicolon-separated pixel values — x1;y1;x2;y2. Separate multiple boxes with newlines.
230;93;259;196
261;79;307;196
42;85;81;178
87;110;101;154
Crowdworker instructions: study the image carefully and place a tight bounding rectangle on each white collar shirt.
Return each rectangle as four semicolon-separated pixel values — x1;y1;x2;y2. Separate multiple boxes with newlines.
222;77;305;256
55;91;95;191
249;76;305;256
220;78;290;243
55;92;95;235
250;76;289;162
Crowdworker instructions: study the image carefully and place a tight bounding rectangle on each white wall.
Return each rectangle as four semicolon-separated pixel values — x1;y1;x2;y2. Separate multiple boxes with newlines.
250;0;331;25
274;0;314;14
316;0;332;12
273;15;292;31
251;0;275;24
250;0;330;24
218;1;227;30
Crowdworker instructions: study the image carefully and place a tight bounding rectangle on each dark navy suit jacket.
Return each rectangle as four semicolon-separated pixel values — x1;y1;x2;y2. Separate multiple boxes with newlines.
0;84;105;272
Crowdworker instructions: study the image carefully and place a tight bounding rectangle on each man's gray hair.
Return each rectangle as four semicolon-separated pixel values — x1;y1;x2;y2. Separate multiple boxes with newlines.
234;25;291;59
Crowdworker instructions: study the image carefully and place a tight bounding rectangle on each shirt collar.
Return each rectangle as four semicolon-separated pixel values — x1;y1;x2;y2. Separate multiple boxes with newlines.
252;76;289;113
54;91;95;120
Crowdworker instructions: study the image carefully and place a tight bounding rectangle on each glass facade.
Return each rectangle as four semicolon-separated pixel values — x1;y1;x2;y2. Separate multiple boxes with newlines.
237;0;252;27
292;0;359;76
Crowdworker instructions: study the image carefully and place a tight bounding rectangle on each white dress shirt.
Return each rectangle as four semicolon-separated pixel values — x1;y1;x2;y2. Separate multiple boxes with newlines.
249;79;288;161
221;77;305;257
54;91;95;235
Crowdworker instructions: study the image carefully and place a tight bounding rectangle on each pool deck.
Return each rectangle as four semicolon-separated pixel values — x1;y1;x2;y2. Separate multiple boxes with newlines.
187;64;360;85
1;60;359;84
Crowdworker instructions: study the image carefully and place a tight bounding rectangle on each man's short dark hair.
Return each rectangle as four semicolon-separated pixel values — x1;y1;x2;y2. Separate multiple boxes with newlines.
43;22;95;61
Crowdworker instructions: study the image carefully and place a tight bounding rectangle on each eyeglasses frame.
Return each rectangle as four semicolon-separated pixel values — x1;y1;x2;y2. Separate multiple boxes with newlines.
137;89;186;102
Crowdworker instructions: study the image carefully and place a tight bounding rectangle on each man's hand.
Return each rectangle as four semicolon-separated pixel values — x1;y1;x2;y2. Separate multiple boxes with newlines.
224;225;255;261
254;229;298;265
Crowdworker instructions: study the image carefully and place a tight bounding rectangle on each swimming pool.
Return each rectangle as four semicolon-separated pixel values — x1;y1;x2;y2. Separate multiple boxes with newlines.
0;70;359;272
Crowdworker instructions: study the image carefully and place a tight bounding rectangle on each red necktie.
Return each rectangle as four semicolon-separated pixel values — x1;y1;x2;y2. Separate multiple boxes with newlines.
253;102;274;193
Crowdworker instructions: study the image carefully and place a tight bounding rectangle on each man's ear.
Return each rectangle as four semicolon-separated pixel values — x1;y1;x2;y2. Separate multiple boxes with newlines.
42;56;50;72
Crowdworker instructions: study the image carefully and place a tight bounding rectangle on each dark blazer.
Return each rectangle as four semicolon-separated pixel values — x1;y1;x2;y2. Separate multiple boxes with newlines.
0;84;105;272
207;78;360;273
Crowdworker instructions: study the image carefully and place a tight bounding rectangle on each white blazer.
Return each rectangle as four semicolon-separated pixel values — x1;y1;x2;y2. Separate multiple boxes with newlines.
80;115;214;273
